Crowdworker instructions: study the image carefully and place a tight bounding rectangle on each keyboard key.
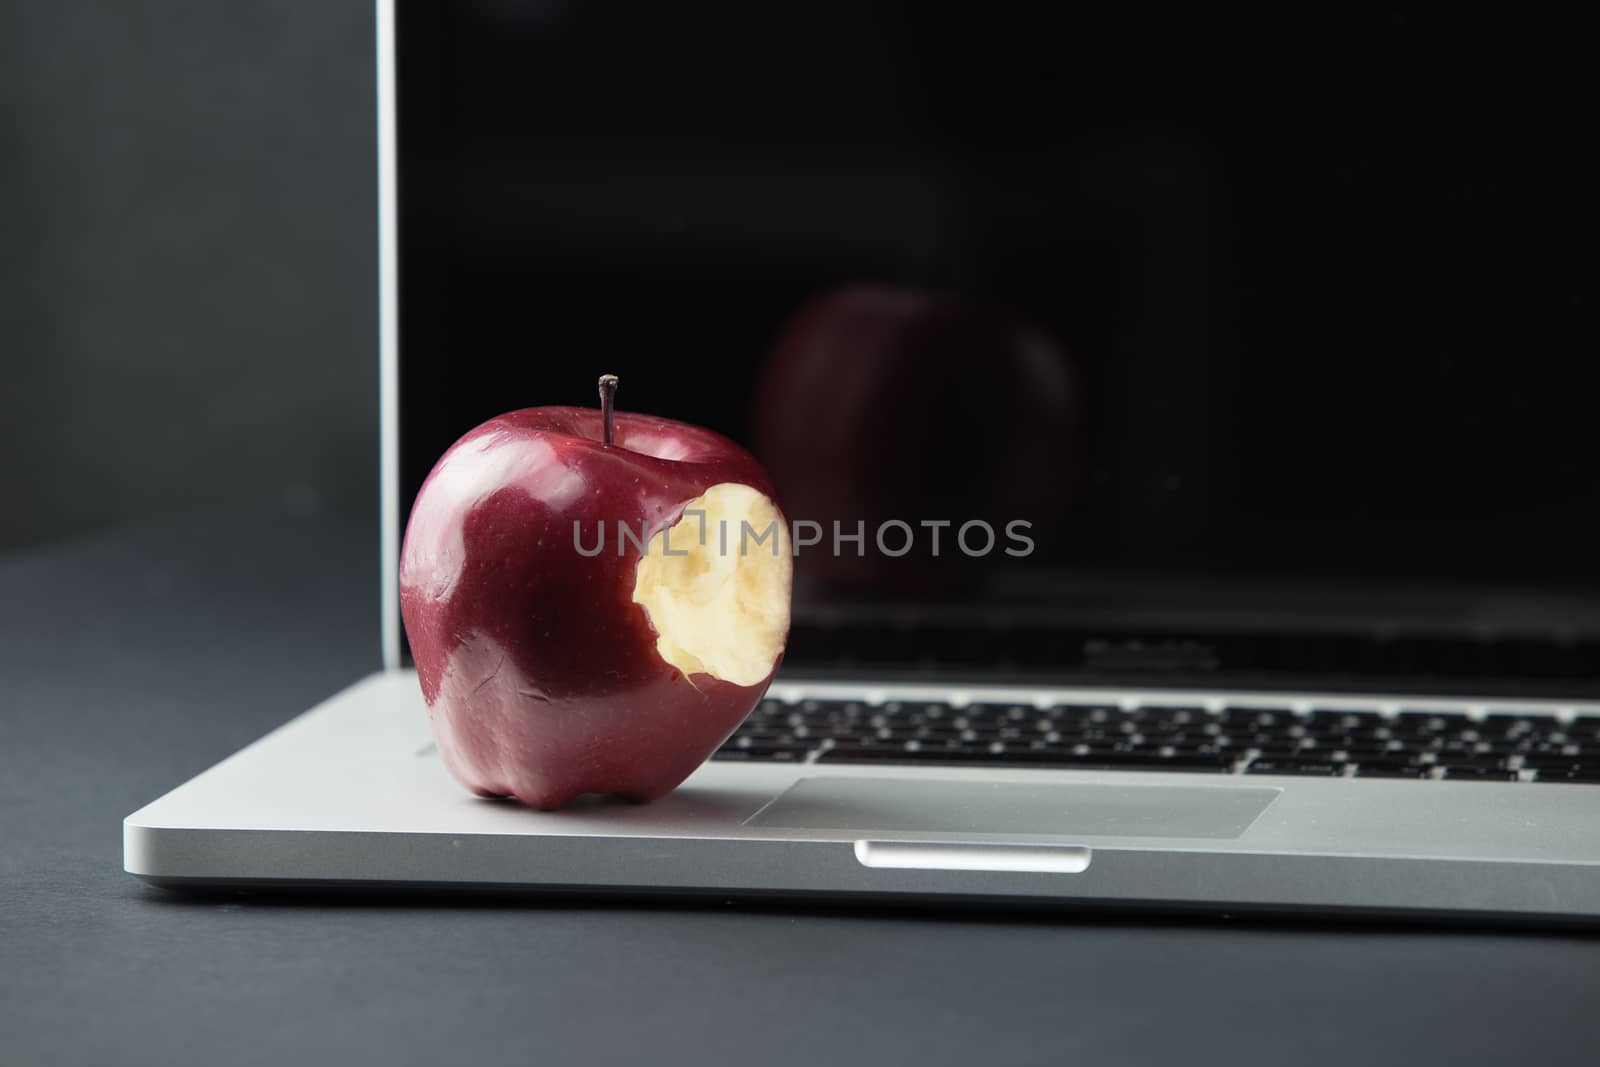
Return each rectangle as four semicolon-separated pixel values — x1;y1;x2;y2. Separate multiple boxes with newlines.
1223;706;1292;726
1332;741;1401;756
1431;754;1511;771
1309;708;1382;725
1063;756;1236;773
1134;705;1207;720
1482;712;1560;731
1245;761;1341;777
824;735;907;751
1396;710;1469;726
1047;703;1119;719
1520;749;1596;765
965;702;1038;723
1253;742;1312;758
712;747;804;762
1160;741;1230;757
1535;769;1600;785
725;731;795;746
1440;766;1519;782
814;748;1233;772
1354;764;1428;778
725;737;815;753
796;700;869;722
883;701;958;722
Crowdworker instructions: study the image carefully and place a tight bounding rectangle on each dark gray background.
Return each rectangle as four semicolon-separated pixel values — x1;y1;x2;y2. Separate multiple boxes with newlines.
1;1;376;551
4;8;1599;1063
4;506;1599;1067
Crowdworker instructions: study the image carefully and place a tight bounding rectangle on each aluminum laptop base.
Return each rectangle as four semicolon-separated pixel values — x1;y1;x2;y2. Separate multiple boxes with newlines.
125;671;1600;921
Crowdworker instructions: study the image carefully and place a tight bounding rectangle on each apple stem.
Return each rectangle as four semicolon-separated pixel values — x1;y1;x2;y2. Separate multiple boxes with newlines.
598;374;619;446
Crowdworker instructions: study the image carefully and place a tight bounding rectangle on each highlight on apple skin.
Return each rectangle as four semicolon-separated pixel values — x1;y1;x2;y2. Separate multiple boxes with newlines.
399;378;793;810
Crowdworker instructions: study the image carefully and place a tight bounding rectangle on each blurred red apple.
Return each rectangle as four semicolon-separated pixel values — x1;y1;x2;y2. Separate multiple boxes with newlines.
401;376;792;809
755;284;1076;595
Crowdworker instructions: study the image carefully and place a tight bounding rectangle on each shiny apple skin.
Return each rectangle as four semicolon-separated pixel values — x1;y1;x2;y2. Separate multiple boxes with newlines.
400;406;786;810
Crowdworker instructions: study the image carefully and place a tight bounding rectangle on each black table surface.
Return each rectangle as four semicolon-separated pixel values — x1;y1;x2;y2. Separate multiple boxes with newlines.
3;505;1598;1067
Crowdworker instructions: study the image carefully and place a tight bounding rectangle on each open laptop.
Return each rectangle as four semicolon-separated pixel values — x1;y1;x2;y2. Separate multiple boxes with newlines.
125;2;1600;919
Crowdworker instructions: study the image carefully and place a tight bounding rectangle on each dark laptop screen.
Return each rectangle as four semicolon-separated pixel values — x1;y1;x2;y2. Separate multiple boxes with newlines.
395;2;1599;689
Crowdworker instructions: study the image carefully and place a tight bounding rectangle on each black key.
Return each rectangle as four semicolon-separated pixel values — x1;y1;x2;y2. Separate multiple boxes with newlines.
1148;729;1211;745
874;721;956;739
1351;760;1433;779
963;725;1032;743
1052;743;1233;764
1307;724;1368;742
1245;761;1341;777
752;749;806;762
1253;742;1312;758
814;748;1232;772
829;700;872;718
1158;741;1230;758
1139;716;1203;735
793;699;869;722
883;701;959;723
1051;754;1234;773
1431;754;1511;771
1518;755;1598;773
1223;706;1293;726
1396;710;1469;726
1499;735;1567;756
1354;764;1428;778
712;748;804;763
1430;735;1486;750
1482;712;1560;730
965;702;1039;723
1535;769;1600;785
1046;703;1119;720
1134;705;1207;720
820;721;874;740
809;747;957;766
1440;766;1518;782
723;739;815;756
1519;748;1592;764
1332;741;1403;756
1041;739;1128;757
726;730;795;746
845;736;924;753
1309;708;1382;725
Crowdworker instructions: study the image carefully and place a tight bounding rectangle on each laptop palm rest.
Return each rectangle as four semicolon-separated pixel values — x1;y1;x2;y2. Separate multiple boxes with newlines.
746;778;1279;839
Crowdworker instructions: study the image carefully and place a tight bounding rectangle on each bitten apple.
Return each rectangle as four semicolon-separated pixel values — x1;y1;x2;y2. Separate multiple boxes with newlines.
400;375;792;809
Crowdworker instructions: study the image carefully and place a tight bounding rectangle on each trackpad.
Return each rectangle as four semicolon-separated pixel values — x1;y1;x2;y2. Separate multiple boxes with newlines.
746;777;1277;839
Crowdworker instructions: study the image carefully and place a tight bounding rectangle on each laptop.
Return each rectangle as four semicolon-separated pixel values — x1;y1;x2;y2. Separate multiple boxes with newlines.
125;2;1600;919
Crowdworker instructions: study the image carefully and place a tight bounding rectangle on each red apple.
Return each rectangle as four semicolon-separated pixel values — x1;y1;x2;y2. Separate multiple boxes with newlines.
754;284;1076;597
400;376;792;810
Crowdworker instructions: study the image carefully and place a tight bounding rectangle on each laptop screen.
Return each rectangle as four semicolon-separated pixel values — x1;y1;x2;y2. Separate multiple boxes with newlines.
393;2;1599;691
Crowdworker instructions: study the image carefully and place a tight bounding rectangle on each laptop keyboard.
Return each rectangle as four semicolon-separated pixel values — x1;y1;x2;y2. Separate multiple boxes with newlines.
712;699;1600;783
